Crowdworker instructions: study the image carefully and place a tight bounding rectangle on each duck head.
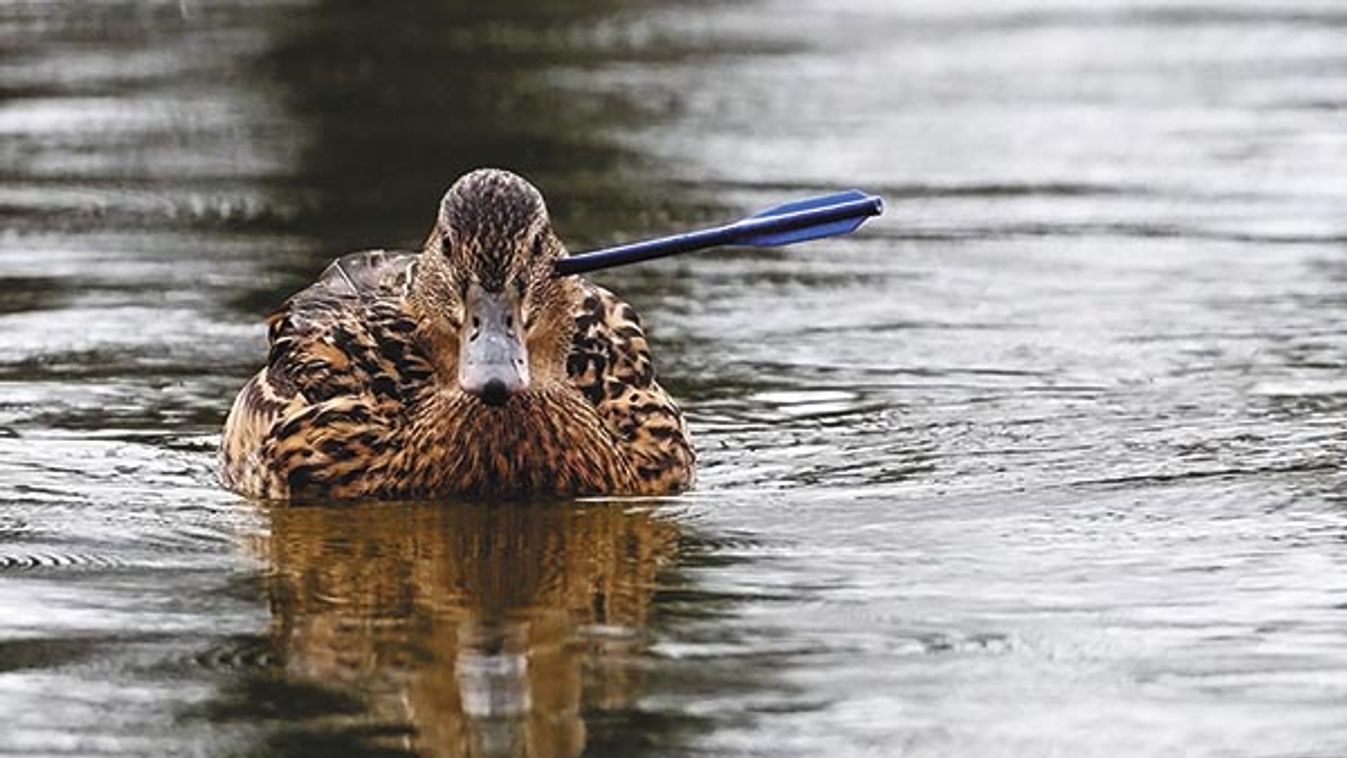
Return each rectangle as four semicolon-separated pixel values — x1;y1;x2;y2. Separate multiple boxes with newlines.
412;169;577;408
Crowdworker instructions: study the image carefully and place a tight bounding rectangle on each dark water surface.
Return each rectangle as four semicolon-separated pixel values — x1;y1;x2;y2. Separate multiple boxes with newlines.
4;0;1347;755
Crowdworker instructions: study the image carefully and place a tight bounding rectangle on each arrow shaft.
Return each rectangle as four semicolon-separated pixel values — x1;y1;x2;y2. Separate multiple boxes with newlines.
555;195;882;276
556;223;738;276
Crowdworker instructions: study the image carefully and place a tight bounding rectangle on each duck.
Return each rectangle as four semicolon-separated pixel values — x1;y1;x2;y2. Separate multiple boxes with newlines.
220;168;695;500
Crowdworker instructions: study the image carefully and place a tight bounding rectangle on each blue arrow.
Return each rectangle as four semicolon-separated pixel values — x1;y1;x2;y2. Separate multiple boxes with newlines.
554;190;884;276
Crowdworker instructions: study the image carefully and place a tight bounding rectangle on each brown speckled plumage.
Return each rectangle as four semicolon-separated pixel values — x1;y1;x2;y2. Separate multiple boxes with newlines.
221;169;694;500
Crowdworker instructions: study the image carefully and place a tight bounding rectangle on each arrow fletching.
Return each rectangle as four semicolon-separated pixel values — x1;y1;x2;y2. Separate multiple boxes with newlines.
554;189;884;277
738;189;876;246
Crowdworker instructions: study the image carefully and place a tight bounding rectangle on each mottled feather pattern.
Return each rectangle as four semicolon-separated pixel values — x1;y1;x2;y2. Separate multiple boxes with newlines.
221;250;694;500
569;284;695;493
222;250;428;498
438;170;548;292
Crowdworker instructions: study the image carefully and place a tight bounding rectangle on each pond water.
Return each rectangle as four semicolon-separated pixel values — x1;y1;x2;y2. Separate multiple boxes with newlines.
3;0;1347;755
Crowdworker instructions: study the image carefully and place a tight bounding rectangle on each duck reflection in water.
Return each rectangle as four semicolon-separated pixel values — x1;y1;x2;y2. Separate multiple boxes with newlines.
251;501;679;757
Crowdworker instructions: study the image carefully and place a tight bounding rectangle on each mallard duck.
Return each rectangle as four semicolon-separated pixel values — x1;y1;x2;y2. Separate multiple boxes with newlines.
221;169;694;500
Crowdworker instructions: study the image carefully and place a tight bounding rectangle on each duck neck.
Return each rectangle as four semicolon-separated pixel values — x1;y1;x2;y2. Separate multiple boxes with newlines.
394;387;638;497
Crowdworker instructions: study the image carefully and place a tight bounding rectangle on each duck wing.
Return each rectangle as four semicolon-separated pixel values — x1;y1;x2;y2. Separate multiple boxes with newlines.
568;283;695;493
220;250;428;497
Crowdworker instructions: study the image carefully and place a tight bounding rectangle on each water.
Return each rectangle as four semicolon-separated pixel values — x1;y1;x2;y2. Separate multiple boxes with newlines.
3;0;1347;755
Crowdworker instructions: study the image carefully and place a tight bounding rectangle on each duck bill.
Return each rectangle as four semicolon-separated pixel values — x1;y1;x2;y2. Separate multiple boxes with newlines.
458;286;529;407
